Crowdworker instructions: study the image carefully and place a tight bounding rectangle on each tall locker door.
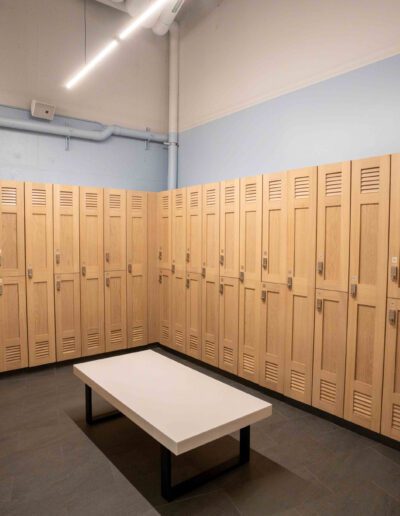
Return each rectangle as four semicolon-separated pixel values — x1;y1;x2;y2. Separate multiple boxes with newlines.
201;273;219;367
53;185;80;273
127;191;148;347
80;187;105;356
238;279;261;383
220;180;240;278
157;191;171;270
239;176;262;283
259;282;286;393
159;269;171;347
172;189;187;273
25;182;55;366
316;163;351;292
312;289;348;417
0;276;28;372
382;299;400;441
0;181;25;277
219;276;239;374
148;193;159;343
105;271;127;352
186;186;202;274
104;189;126;272
186;272;202;359
171;269;186;353
55;274;81;361
284;167;317;403
262;173;287;284
388;154;400;298
202;183;220;278
344;156;390;432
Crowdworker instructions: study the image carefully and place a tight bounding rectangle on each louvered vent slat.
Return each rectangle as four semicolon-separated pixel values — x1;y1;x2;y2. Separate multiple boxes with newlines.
161;325;169;340
264;361;278;383
205;341;215;358
60;190;73;207
223;346;234;365
294;177;310;199
353;391;372;417
290;370;305;392
189;335;198;351
131;326;144;344
131;195;142;211
243;353;255;374
245;183;257;203
175;329;183;347
35;341;49;358
87;332;99;348
1;187;17;206
190;191;199;208
206;189;216;206
175;193;183;209
109;194;121;209
85;193;98;209
62;337;75;353
162;195;169;210
32;188;46;206
110;329;122;344
224;185;235;204
320;379;336;404
268;180;282;201
360;167;380;193
5;345;21;363
392;404;400;431
325;171;342;196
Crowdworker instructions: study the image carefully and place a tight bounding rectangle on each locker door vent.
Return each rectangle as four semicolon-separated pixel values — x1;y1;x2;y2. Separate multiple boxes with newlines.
109;194;121;209
325;171;342;196
131;326;144;344
35;341;49;358
320;379;336;404
110;329;122;345
264;361;278;384
204;340;215;359
131;195;142;211
294;177;310;199
189;335;198;351
243;353;255;374
32;188;46;206
245;183;257;203
87;332;100;348
290;370;305;393
223;346;234;365
392;404;400;431
360;167;380;194
190;191;199;208
62;337;76;353
162;195;169;210
161;325;169;341
1;186;17;206
268;180;282;201
5;345;21;363
60;190;73;207
224;185;235;204
353;391;372;418
85;192;98;209
206;189;216;206
175;192;183;209
175;329;184;347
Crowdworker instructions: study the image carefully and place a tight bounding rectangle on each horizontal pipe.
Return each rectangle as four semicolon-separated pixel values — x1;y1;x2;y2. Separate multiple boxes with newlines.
0;116;168;144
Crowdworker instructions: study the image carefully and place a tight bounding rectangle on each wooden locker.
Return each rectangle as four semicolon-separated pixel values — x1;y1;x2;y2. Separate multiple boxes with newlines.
388;154;400;298
382;299;400;441
201;273;219;367
0;276;28;372
159;269;171;347
104;189;126;272
157;191;171;270
25;182;55;366
239;176;262;283
0;180;25;277
312;289;348;417
55;273;81;361
344;155;390;432
220;180;240;278
171;269;186;353
284;167;317;403
202;183;220;278
238;279;261;383
105;270;127;352
186;272;202;359
80;187;105;356
262;173;287;284
53;184;80;273
316;162;351;292
186;186;202;274
219;276;239;374
148;193;159;343
259;282;286;393
127;191;148;347
172;189;187;273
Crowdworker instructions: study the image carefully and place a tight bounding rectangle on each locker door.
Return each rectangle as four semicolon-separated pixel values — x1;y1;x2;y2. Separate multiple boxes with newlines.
157;191;171;270
55;273;81;361
0;276;28;372
172;189;187;273
220;180;240;278
312;289;348;417
186;186;202;274
219;276;239;374
171;269;186;353
259;282;286;393
201;273;219;367
262;173;287;284
316;162;351;292
345;155;390;432
104;189;126;272
105;271;127;352
284;167;317;403
53;184;80;274
0;181;25;277
148;193;159;344
80;187;105;356
186;272;202;359
159;269;171;347
25;182;55;366
382;299;400;441
127;191;148;347
388;154;400;298
239;176;262;283
202;183;220;278
238;279;261;383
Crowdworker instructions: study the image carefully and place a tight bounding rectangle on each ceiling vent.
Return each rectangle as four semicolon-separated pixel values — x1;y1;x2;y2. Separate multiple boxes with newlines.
31;100;55;121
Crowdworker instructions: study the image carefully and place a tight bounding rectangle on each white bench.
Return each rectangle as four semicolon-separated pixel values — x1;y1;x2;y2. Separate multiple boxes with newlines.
73;350;272;501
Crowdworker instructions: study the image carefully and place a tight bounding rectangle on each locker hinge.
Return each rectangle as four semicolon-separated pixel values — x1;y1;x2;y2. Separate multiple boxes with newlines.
389;309;397;325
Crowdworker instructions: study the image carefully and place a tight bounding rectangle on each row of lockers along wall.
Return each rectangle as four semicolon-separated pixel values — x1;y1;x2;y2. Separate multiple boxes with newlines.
154;154;400;443
0;182;149;371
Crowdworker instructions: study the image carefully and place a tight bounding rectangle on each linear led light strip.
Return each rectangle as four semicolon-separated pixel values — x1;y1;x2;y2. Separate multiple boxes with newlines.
65;0;170;89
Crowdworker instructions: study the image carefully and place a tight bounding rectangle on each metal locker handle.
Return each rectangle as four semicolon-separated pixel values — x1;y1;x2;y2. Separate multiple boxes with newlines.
186;251;190;263
82;265;86;277
317;261;324;274
389;309;397;325
201;266;206;278
172;263;176;273
106;277;110;287
158;250;162;261
219;283;224;294
350;283;357;297
287;276;292;289
391;265;398;282
262;256;268;270
186;278;190;289
128;264;132;274
55;250;61;265
316;298;323;312
261;289;267;302
239;271;244;282
159;274;162;284
105;252;110;263
219;254;224;266
0;279;3;296
56;279;61;291
27;267;33;279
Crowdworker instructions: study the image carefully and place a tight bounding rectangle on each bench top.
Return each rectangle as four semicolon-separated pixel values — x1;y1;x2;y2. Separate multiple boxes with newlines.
73;350;272;455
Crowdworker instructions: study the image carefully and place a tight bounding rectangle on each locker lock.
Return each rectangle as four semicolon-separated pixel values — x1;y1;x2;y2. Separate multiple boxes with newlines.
391;265;398;282
317;261;324;275
159;274;162;284
262;256;268;270
55;250;61;265
219;254;224;266
219;283;224;295
239;271;244;282
350;283;357;298
287;276;292;290
201;267;206;278
105;252;110;263
172;264;176;274
27;267;33;279
186;251;190;263
158;250;163;261
186;278;190;289
389;309;397;325
261;289;267;302
106;277;110;287
81;265;87;277
128;264;132;274
56;279;61;292
316;298;323;312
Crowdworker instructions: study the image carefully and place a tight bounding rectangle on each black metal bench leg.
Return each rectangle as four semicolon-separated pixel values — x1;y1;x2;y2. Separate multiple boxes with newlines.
240;425;250;464
84;384;122;425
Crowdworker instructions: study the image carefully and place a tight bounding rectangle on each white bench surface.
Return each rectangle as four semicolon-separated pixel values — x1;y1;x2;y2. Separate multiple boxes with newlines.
73;350;272;455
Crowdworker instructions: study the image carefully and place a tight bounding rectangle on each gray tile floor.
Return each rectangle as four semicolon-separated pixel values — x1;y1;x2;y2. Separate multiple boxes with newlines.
1;347;400;515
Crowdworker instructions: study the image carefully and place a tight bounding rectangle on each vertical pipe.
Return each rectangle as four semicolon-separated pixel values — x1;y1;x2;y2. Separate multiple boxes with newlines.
167;22;179;190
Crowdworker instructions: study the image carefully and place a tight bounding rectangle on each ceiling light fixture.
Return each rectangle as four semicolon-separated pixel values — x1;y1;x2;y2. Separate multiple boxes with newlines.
118;0;170;40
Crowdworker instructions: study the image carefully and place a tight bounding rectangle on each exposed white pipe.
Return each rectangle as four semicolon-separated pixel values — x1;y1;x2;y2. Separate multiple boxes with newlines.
167;21;179;189
125;0;164;28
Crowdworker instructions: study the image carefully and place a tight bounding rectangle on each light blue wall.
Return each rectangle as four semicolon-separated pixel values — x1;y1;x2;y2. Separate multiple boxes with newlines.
0;105;168;191
178;54;400;187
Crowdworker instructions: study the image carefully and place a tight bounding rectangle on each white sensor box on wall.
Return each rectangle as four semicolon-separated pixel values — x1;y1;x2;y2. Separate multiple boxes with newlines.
31;100;56;121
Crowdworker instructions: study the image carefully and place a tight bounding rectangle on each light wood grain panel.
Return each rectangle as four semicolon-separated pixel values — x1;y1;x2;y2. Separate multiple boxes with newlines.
201;273;219;367
202;183;220;278
147;193;159;343
186;272;202;359
238;279;261;383
0;180;25;277
157;191;171;270
172;188;187;274
219;276;239;374
186;186;202;274
388;154;400;298
159;268;172;347
220;180;240;278
53;184;79;273
105;270;127;352
104;189;126;272
171;268;186;353
55;273;81;361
